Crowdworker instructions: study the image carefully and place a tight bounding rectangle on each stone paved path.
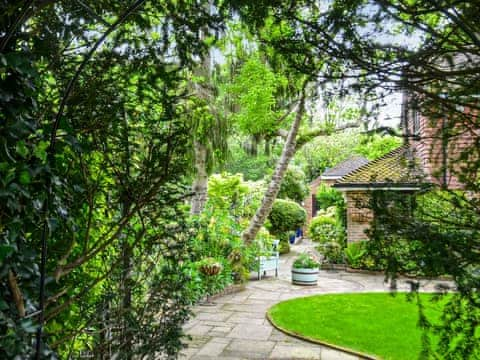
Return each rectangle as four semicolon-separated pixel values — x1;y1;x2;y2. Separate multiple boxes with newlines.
180;239;452;359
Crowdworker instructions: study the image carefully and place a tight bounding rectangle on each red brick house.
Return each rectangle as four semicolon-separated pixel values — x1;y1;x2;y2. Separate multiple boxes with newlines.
333;93;476;243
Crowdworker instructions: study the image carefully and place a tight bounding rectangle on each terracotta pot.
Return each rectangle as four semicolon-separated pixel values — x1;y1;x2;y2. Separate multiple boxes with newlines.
199;263;222;276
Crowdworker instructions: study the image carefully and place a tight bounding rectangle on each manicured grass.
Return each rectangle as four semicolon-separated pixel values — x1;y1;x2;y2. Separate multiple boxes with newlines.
268;293;446;360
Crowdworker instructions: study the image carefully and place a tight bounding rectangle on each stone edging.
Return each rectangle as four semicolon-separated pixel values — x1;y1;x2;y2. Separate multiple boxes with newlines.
320;264;452;281
345;267;453;281
208;283;246;301
265;311;377;360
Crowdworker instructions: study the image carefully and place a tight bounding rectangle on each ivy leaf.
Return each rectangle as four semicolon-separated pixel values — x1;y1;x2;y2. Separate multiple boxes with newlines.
0;244;15;262
19;170;31;185
15;141;29;158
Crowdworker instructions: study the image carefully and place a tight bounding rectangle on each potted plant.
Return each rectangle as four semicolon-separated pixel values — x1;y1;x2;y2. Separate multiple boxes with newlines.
288;231;296;245
291;252;320;285
197;257;223;305
197;257;222;276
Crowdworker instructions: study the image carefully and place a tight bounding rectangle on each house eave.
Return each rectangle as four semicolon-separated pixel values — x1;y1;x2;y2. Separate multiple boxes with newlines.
319;175;343;181
333;183;422;191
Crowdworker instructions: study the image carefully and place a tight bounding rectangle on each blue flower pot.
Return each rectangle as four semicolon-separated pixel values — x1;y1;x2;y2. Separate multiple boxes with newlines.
289;234;296;244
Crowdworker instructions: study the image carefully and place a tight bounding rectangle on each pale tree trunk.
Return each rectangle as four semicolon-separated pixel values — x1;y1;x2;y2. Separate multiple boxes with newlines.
242;92;306;243
190;5;211;215
191;140;208;215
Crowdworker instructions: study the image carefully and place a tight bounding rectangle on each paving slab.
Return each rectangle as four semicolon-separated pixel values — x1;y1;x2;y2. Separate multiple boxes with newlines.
195;311;233;321
195;338;231;357
222;339;276;358
226;323;273;340
321;347;361;360
269;343;321;359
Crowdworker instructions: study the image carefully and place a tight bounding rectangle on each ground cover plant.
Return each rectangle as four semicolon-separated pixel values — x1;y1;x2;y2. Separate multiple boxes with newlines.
268;293;449;360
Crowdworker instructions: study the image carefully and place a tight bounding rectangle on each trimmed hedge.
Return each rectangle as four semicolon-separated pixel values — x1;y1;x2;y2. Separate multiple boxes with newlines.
268;199;307;235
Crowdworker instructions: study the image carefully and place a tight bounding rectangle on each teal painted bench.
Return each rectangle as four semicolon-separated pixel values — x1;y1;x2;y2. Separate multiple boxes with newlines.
258;239;280;280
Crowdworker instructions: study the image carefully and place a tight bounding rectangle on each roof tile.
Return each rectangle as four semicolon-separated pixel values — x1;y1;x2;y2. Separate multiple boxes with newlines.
334;145;425;186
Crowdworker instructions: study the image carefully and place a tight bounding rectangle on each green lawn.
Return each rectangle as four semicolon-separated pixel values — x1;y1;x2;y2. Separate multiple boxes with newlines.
268;292;446;360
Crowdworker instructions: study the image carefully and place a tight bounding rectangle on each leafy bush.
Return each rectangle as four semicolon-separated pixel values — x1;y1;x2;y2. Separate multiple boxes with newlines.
344;242;367;269
268;199;307;235
278;240;290;254
318;242;344;264
278;166;309;203
223;150;275;181
308;214;337;243
292;253;320;269
316;184;343;210
207;173;265;218
192;208;263;284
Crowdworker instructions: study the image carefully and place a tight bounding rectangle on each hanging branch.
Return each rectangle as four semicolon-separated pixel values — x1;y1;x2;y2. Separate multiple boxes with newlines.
35;1;148;358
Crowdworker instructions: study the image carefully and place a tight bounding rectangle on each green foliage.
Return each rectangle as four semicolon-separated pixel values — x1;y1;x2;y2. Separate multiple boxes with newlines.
292;253;320;269
268;199;307;235
354;135;402;161
316;185;344;210
294;131;359;182
368;190;480;357
207;173;250;210
278;166;309;203
318;242;344;264
344;242;367;269
278;241;290;255
308;214;337;244
223;150;275;181
193;204;271;284
206;172;265;218
0;1;250;357
228;56;288;138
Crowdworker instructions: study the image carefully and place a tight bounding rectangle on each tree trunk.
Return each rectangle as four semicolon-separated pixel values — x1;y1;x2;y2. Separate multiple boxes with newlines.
190;7;212;215
191;140;208;215
242;92;306;243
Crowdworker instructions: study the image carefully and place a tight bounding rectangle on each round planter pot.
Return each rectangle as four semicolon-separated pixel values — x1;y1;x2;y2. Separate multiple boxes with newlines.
291;267;319;286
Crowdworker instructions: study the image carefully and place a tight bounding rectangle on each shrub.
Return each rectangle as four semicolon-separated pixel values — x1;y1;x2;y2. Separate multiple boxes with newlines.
316;184;343;210
206;173;265;217
292;253;320;269
344;242;367;269
318;242;344;264
277;166;309;203
308;215;337;243
278;240;290;254
268;199;307;235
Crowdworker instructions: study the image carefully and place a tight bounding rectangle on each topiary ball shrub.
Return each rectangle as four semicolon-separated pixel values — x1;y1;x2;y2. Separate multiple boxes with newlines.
268;199;307;235
277;166;309;203
308;215;337;243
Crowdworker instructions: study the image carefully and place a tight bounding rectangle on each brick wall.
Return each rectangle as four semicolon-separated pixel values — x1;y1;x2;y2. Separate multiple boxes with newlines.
408;108;478;189
345;191;373;243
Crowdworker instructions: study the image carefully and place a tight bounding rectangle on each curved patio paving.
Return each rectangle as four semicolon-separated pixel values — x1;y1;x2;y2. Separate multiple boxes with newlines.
181;239;452;359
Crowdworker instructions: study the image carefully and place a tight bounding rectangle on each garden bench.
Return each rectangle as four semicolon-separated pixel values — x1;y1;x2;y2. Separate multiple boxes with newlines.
257;239;280;280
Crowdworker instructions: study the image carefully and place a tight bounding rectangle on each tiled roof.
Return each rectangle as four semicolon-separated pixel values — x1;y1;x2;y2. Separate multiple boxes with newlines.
320;156;369;178
333;145;425;188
